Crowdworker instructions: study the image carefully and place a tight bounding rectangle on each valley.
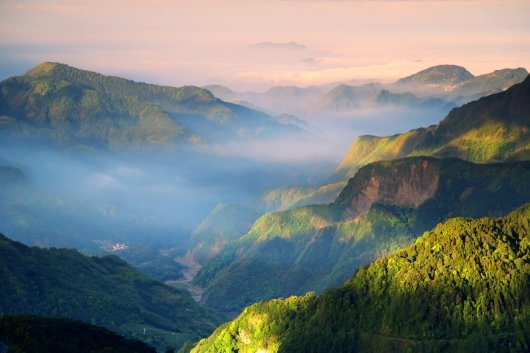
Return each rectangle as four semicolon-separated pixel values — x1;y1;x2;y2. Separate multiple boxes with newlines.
170;252;205;303
1;61;529;353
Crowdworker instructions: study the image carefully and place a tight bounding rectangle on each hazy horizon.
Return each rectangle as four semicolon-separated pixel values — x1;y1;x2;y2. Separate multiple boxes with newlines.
1;0;529;91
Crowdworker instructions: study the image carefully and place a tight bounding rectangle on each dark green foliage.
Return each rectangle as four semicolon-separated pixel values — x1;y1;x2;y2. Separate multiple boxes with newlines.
0;315;156;353
190;205;530;353
0;234;221;350
197;157;530;314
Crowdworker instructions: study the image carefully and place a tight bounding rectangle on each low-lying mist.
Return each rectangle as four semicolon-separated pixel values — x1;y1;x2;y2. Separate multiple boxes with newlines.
0;103;449;279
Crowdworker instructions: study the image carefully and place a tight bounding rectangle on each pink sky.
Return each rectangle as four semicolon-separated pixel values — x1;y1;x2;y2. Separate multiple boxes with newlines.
0;0;529;90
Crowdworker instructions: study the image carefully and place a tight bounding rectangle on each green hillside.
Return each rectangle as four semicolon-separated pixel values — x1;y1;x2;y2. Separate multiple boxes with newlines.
335;74;530;180
188;203;259;263
0;234;221;350
194;157;530;314
0;315;156;353
259;181;347;212
0;62;288;149
189;204;530;353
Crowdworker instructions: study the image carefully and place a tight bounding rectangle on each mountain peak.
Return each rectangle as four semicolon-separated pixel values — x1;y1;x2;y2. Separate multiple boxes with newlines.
24;62;65;77
397;64;474;85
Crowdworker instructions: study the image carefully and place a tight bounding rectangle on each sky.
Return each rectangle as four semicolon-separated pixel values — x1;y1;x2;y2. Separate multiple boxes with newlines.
0;0;529;91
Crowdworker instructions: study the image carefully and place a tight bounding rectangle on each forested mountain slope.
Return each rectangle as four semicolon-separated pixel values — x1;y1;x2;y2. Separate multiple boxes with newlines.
335;74;530;180
0;234;221;350
195;157;530;314
190;204;530;353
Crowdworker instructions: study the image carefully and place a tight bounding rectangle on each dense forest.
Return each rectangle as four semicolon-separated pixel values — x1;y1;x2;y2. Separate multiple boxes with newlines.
195;157;530;314
0;234;220;350
190;204;530;353
0;315;156;353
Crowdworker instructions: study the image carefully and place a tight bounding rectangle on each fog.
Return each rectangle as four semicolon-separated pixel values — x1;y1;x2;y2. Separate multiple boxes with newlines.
0;102;449;280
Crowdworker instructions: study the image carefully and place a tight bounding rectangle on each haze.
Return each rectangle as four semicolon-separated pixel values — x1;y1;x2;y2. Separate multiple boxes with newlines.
1;0;529;90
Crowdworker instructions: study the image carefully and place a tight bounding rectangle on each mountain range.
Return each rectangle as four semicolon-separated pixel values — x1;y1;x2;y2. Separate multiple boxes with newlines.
2;63;530;353
189;204;530;353
204;65;528;118
260;71;530;212
0;234;220;350
0;62;295;149
335;74;530;180
194;157;530;314
189;74;530;315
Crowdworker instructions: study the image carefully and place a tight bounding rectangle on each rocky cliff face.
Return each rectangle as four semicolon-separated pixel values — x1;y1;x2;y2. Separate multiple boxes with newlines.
336;158;441;220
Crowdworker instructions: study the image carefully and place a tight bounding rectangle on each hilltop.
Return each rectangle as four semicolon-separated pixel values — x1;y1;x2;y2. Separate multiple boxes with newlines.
0;62;292;149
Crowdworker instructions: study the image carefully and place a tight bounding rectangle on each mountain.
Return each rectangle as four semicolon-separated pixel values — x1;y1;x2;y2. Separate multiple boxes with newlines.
375;89;455;110
204;84;326;117
259;181;347;212
187;203;259;264
316;84;360;112
0;234;221;350
202;66;526;119
396;64;474;86
0;315;156;353
194;157;530;314
335;74;530;180
393;65;528;104
449;67;529;104
202;85;238;102
0;62;291;149
188;204;530;353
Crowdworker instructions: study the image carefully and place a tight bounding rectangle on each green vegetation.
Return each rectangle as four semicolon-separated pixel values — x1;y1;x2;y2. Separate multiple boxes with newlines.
0;62;287;149
189;204;530;353
195;157;530;314
189;204;259;264
0;234;221;351
260;182;347;212
0;315;156;353
334;74;530;180
190;294;317;353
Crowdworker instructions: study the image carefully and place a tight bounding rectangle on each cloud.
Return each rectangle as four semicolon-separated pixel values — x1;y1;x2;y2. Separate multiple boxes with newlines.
251;42;306;50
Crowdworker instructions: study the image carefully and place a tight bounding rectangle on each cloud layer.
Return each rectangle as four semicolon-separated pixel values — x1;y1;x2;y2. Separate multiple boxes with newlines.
0;0;528;90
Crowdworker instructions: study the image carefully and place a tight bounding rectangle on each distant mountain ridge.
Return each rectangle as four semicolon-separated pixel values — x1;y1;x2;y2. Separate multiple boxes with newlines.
204;65;527;118
0;62;292;149
396;64;474;86
335;74;530;180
